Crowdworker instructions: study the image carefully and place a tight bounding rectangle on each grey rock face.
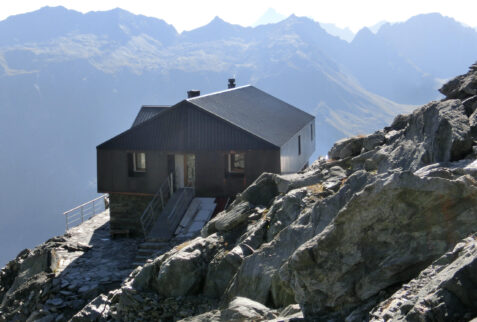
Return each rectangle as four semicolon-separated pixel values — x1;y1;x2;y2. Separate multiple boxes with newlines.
371;99;473;173
71;294;110;321
369;234;477;322
329;136;365;159
224;170;372;307
152;234;223;297
0;212;138;322
440;67;477;99
180;297;277;321
266;188;307;241
238;173;279;207
201;201;252;236
287;170;477;319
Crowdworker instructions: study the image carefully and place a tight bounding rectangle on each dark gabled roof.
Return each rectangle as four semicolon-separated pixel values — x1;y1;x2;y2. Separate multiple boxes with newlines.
97;85;314;150
97;101;277;151
187;85;314;147
131;105;169;128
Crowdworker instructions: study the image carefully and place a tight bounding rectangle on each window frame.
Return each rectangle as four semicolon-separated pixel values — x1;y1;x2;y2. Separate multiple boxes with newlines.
133;152;147;173
228;152;245;174
298;135;301;155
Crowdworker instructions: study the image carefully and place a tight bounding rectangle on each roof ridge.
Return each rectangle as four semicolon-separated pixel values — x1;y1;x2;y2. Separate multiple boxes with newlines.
187;85;252;101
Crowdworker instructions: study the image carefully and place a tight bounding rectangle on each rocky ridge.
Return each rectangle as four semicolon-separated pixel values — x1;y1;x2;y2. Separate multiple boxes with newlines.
1;63;477;321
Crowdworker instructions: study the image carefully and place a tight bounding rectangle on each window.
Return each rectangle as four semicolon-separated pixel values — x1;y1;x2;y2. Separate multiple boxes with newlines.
134;152;146;172
310;123;314;141
228;152;245;173
298;135;301;155
127;152;146;177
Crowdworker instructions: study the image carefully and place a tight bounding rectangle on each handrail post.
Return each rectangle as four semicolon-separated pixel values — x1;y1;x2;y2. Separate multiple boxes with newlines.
81;207;84;223
169;172;174;196
92;200;95;216
65;213;69;232
160;189;164;210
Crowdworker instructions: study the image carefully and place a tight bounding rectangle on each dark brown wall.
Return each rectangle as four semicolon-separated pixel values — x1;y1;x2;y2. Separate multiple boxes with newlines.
98;149;280;197
97;149;169;194
195;149;281;197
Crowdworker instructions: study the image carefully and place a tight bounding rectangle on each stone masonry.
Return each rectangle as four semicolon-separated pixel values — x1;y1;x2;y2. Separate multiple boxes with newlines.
109;193;152;237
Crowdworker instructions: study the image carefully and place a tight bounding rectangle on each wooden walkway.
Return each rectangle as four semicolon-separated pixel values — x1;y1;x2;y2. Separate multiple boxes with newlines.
147;188;194;241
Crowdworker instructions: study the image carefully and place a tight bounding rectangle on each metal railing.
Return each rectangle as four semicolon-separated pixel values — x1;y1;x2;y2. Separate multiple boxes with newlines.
63;194;109;231
167;187;195;233
140;173;174;236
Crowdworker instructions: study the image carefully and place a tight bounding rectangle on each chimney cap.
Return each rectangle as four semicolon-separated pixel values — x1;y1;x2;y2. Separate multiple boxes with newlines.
228;78;236;89
187;90;200;98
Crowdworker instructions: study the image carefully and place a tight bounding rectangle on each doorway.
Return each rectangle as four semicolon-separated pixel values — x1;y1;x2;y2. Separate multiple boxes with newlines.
174;154;195;188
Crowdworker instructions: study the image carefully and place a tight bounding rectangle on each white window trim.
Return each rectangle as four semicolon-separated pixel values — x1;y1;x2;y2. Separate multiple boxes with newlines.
228;152;245;173
133;152;146;172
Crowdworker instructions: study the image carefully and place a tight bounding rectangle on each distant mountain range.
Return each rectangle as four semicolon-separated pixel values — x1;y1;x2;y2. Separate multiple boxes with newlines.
1;6;477;266
252;8;286;27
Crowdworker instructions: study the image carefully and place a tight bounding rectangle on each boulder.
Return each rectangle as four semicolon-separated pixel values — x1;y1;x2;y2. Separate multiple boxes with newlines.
286;170;477;319
266;188;307;241
152;234;223;297
203;245;253;298
202;201;252;236
369;234;477;322
373;99;473;173
224;170;373;307
180;297;277;321
239;173;279;207
328;136;364;160
71;294;110;321
440;65;477;99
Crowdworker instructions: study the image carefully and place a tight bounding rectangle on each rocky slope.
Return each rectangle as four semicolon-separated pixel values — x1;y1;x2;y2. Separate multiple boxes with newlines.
1;63;477;321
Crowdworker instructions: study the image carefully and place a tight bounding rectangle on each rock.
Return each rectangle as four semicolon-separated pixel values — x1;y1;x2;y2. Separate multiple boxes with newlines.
180;297;277;321
151;234;223;297
2;247;57;300
221;297;277;320
369;234;477;321
373;99;473;172
71;294;110;321
203;244;253;298
462;95;477;116
362;131;386;152
202;201;252;236
46;298;63;306
266;188;307;241
440;65;477;99
238;173;279;207
286;170;477;319
277;304;303;320
329;136;364;160
224;170;372;307
470;108;477;138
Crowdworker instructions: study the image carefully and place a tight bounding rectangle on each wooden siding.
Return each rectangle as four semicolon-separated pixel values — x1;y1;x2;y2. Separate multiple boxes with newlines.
195;150;281;197
280;120;315;173
98;102;278;152
98;149;280;197
97;150;169;194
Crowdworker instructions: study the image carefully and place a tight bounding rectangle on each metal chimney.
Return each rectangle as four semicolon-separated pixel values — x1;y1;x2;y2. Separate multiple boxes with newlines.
228;78;236;89
187;90;200;98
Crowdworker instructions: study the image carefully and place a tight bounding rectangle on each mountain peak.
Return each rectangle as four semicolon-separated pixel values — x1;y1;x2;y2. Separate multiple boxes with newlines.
252;8;286;27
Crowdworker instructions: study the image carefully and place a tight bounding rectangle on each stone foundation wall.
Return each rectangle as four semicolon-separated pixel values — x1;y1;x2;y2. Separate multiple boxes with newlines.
109;193;153;237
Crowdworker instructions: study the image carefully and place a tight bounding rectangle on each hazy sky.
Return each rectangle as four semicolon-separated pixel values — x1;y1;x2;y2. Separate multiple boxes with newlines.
1;0;476;32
